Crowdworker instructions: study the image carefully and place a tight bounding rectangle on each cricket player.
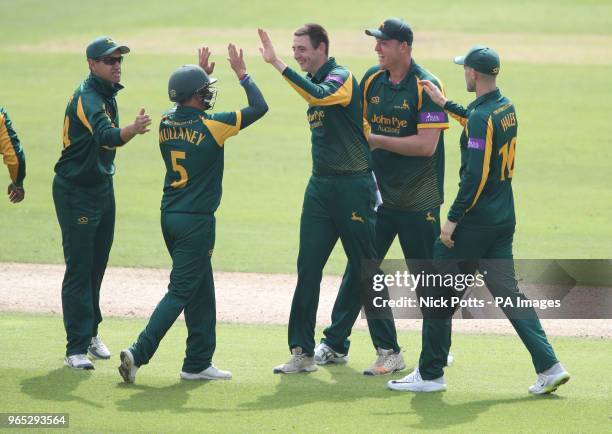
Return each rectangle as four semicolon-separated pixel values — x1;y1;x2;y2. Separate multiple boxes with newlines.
316;18;450;375
388;46;570;394
53;36;152;370
0;106;26;203
258;25;397;374
118;44;268;383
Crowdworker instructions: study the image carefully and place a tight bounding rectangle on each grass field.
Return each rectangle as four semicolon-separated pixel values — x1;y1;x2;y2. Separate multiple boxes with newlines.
1;313;610;433
0;0;611;273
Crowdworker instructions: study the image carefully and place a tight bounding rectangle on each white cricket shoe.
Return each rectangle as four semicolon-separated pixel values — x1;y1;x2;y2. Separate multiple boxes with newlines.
88;336;111;359
363;348;406;376
314;343;348;365
64;354;94;370
180;364;232;380
273;347;317;374
387;367;446;392
446;353;455;367
528;363;570;395
118;349;138;384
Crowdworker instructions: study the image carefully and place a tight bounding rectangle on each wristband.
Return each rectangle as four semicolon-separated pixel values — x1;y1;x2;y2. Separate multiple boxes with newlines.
239;73;249;84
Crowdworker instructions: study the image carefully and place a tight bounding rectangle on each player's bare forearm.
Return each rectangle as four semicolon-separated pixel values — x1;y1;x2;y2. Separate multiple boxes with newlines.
369;129;441;157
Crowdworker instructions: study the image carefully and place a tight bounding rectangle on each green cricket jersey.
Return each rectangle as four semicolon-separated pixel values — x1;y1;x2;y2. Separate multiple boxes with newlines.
361;60;449;211
445;88;517;227
159;106;241;214
55;73;124;187
0;107;26;186
282;58;372;176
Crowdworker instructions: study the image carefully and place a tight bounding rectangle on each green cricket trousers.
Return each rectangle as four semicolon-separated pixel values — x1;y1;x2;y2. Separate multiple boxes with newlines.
288;173;389;356
52;174;115;356
322;206;441;354
419;224;559;380
129;213;217;373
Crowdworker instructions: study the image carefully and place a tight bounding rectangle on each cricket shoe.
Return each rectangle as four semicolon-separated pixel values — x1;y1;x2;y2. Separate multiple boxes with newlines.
314;343;348;365
88;336;111;359
273;347;318;374
387;367;446;392
363;348;406;376
180;365;232;381
118;349;138;383
64;354;94;370
528;363;570;395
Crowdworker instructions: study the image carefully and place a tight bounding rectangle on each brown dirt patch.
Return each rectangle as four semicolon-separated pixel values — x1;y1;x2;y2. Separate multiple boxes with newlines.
8;28;612;65
0;262;609;338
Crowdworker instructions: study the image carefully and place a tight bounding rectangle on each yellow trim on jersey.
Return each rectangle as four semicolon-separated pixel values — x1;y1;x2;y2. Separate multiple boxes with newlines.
447;110;468;127
76;96;93;134
417;122;450;130
285;73;353;107
416;80;424;111
0;113;19;182
203;111;242;147
467;116;494;212
361;70;384;137
62;116;71;148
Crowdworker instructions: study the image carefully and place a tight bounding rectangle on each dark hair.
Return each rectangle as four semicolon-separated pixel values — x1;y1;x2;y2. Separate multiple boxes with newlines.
294;23;329;55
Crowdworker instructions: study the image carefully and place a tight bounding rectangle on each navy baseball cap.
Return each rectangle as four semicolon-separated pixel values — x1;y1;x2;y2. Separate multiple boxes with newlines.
365;18;413;45
86;36;130;59
454;45;500;75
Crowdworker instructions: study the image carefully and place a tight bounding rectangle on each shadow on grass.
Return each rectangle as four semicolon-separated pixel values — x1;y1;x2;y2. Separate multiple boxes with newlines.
238;363;405;411
373;391;566;430
115;380;223;414
21;368;102;408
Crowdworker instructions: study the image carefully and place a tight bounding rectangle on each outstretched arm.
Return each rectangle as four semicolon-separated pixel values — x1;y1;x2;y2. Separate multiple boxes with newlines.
227;43;268;128
420;79;468;126
257;28;350;106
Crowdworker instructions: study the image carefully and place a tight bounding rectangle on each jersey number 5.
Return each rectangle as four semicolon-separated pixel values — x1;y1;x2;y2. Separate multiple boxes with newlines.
498;137;516;181
171;150;188;188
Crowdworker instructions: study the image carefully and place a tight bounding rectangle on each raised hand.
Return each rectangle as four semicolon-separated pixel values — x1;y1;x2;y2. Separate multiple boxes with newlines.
134;107;152;134
198;46;216;74
227;43;247;79
258;28;287;73
419;80;447;107
258;28;278;64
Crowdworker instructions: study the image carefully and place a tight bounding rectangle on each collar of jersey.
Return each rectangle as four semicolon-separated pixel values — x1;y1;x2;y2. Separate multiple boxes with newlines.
382;58;416;88
173;105;205;119
88;73;124;97
309;57;338;83
468;87;501;110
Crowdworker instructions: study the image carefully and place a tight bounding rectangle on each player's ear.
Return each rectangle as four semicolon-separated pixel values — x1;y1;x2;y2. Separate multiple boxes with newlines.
318;42;328;57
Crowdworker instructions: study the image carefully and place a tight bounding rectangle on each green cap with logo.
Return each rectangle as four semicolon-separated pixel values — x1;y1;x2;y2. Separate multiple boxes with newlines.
365;17;413;45
453;45;500;75
86;36;130;59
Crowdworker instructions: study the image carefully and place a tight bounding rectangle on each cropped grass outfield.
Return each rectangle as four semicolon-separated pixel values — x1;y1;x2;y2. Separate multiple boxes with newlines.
0;1;611;433
1;0;611;273
1;313;611;433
